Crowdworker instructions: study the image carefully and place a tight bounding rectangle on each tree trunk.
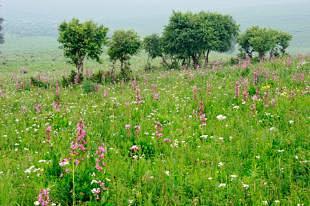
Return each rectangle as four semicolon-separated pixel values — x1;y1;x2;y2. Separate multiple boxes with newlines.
76;58;84;74
192;55;199;69
259;52;265;61
204;50;210;68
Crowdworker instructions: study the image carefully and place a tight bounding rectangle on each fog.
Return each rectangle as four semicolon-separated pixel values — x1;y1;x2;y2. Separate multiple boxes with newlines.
1;0;310;49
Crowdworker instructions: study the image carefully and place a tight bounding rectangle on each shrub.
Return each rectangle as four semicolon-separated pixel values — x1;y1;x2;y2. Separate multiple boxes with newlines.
82;80;96;93
30;77;49;88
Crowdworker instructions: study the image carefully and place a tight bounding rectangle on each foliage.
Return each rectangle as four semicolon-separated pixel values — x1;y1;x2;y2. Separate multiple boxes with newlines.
62;70;84;87
238;26;292;60
82;80;97;93
58;18;108;74
0;56;309;205
108;30;141;80
143;34;163;60
30;77;50;89
162;11;239;67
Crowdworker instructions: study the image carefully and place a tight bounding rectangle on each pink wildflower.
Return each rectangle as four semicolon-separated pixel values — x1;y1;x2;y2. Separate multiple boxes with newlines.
59;158;70;167
155;122;163;138
130;145;140;153
37;189;50;206
95;144;106;172
46;126;52;144
235;81;240;98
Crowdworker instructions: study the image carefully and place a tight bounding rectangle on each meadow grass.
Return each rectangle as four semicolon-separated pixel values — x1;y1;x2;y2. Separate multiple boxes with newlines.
0;55;309;205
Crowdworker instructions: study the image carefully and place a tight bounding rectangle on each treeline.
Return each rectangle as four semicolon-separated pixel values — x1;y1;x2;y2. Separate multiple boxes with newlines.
57;11;292;81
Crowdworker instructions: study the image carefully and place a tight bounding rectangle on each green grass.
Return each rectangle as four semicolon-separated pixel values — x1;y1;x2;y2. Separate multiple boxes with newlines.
0;56;309;205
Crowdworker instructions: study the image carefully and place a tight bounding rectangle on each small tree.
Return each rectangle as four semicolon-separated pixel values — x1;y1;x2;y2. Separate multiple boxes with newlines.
108;30;141;79
275;31;292;55
239;26;292;60
198;12;239;65
162;11;204;68
143;34;168;68
58;18;108;74
143;34;163;60
249;28;275;60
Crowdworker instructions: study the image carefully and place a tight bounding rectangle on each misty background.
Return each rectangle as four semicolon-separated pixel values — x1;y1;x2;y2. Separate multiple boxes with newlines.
1;0;310;52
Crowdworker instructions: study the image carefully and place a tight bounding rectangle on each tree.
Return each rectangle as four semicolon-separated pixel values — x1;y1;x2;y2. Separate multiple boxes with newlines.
162;11;204;68
238;26;292;60
162;11;239;68
108;30;141;79
58;18;108;74
275;31;292;55
143;34;169;67
0;18;4;45
143;34;163;60
249;27;275;60
198;12;239;65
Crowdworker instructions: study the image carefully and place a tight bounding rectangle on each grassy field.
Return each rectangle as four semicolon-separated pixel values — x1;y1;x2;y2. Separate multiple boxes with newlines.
0;54;309;205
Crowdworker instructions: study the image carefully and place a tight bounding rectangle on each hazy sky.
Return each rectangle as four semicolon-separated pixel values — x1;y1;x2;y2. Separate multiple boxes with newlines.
2;0;309;20
1;0;310;50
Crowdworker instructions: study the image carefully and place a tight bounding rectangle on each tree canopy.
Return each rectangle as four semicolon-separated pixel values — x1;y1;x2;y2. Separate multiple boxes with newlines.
58;18;108;73
108;30;141;78
162;11;239;67
238;26;292;60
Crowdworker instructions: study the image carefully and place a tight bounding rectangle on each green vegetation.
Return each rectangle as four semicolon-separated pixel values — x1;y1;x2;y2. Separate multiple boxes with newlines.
58;19;109;74
238;26;292;60
0;56;309;205
108;30;141;80
0;9;308;206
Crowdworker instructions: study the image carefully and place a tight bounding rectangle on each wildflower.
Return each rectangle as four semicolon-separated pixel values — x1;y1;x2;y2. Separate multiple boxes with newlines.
235;81;240;98
242;183;249;190
165;170;170;176
125;124;131;130
163;138;172;143
130;145;140;153
151;84;160;100
155;122;163;138
134;125;141;135
34;104;42;113
233;105;240;110
289;120;294;124
216;115;227;121
243;88;249;102
218;183;226;188
95;144;106;172
230;174;238;180
52;101;61;112
103;89;109;97
55;81;60;97
46;126;52;144
135;86;143;104
218;162;224;167
253;71;259;85
37;189;50;206
91;188;101;200
200;113;207;126
59;158;70;167
70;120;87;162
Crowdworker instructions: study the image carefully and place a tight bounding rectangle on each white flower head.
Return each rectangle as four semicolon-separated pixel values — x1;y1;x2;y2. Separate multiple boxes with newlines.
216;115;227;121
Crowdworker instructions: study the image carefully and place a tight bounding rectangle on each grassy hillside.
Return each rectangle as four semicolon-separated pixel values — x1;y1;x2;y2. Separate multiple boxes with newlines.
0;56;309;205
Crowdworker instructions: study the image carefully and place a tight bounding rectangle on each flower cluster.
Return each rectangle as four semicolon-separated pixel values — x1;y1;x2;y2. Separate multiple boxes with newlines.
95;145;106;172
35;189;50;206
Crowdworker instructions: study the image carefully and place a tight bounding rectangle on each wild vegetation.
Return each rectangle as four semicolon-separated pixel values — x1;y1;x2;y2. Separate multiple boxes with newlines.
0;10;309;206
